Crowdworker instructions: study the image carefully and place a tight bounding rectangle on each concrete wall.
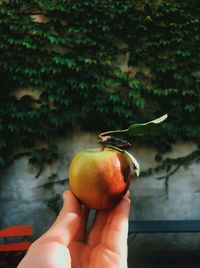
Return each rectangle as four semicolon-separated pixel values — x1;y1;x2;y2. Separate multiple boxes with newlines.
1;131;200;246
130;142;200;221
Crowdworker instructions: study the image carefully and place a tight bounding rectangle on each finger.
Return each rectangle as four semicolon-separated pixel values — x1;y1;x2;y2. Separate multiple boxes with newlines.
101;196;131;256
87;209;110;246
87;194;130;247
125;190;130;198
73;206;90;242
37;190;82;246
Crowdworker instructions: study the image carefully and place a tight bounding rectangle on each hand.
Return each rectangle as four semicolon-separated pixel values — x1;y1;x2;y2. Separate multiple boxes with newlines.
17;190;131;268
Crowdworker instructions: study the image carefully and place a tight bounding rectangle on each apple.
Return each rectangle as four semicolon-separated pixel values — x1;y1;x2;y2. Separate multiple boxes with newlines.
68;114;168;210
69;147;132;210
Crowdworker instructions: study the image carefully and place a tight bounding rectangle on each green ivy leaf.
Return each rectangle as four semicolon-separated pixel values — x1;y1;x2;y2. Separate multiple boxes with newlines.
0;156;5;166
127;114;168;136
48;173;58;181
0;140;6;149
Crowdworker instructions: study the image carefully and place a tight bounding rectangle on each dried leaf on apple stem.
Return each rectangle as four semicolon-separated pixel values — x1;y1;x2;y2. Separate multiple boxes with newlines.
123;150;140;177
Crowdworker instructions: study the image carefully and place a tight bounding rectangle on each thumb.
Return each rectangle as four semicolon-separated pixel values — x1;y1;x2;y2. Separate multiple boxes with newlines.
38;190;82;246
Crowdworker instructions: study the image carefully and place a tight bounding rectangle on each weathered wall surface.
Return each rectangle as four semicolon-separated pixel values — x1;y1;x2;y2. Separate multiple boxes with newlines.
0;131;200;247
130;142;200;221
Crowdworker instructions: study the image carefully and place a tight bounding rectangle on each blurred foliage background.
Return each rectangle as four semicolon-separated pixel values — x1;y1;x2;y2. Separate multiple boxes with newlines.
0;0;200;185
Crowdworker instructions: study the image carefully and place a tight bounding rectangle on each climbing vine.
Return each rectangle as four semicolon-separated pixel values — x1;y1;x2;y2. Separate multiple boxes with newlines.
0;1;200;199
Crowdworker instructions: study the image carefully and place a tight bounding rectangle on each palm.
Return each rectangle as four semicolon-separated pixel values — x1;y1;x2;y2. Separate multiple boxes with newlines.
17;190;130;268
69;204;128;268
69;242;122;268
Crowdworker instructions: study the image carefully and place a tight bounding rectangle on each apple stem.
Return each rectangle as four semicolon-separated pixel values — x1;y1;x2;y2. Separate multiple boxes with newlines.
100;144;105;151
98;128;131;149
99;128;128;138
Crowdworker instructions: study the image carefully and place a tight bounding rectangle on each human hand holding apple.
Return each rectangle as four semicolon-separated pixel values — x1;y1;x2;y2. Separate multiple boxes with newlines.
17;115;168;268
69;114;168;210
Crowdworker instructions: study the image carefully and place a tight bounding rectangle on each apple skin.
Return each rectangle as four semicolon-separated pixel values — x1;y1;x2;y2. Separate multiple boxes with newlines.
69;148;132;210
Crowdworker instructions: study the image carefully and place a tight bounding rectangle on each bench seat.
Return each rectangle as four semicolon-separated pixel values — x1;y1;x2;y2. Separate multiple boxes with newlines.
129;220;200;233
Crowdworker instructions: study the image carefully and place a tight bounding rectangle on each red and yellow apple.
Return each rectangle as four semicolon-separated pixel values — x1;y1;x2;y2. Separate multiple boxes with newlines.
68;114;168;209
69;147;132;210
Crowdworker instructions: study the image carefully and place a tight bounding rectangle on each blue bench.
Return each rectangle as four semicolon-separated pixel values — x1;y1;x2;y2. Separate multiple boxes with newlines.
129;220;200;234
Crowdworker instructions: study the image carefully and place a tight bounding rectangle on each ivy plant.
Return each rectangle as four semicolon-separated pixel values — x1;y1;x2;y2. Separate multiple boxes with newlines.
0;0;200;196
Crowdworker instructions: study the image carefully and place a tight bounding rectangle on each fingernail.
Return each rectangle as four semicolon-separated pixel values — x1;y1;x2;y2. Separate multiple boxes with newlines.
62;190;68;200
123;198;131;212
125;190;130;198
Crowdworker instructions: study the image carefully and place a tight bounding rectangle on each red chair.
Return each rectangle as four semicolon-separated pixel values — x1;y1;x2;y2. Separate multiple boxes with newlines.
0;225;32;251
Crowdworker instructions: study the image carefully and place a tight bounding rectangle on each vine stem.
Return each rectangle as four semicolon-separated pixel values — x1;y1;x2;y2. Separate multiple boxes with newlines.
156;163;182;181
